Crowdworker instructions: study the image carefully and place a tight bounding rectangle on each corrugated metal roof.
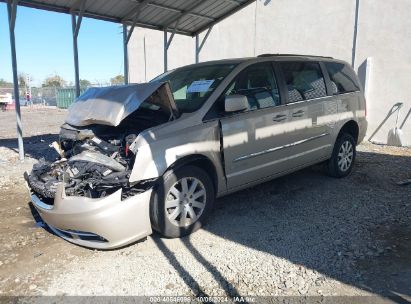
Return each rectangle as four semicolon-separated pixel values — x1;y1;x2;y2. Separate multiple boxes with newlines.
3;0;256;36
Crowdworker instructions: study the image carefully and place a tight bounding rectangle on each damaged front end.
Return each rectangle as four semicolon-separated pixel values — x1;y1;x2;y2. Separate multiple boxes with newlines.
28;127;151;202
25;83;177;249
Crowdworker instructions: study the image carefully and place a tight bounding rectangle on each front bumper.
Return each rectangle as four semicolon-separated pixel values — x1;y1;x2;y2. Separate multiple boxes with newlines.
26;178;153;249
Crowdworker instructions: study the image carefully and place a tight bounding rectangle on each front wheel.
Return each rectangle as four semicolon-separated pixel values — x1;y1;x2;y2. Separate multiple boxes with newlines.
327;133;356;178
150;165;215;238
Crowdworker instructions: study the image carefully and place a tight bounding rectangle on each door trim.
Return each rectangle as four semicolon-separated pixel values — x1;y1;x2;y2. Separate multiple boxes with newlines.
227;144;331;179
233;132;330;162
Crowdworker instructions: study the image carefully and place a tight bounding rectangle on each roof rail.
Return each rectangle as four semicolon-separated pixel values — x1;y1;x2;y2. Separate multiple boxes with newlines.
257;53;333;59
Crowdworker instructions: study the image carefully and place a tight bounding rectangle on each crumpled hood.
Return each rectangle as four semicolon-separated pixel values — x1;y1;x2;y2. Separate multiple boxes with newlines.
65;82;178;127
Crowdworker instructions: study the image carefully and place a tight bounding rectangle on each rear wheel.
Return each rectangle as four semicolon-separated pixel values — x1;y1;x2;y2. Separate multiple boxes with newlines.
327;133;356;178
150;165;214;238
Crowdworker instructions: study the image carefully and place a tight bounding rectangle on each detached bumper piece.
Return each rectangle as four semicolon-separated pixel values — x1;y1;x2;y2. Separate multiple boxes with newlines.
29;183;153;249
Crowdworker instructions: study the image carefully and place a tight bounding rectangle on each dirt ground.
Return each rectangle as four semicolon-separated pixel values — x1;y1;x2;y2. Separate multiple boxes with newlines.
0;107;410;302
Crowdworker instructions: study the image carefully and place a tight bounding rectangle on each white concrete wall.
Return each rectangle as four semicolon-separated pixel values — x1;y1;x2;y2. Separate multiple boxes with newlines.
354;0;411;146
128;0;411;146
254;0;355;62
128;2;257;83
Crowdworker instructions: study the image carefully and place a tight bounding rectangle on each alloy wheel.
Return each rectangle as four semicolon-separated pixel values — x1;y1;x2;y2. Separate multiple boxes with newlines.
165;177;207;227
337;140;354;172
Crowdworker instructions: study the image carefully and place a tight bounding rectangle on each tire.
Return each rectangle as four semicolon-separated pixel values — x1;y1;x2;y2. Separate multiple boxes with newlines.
150;165;215;238
327;133;356;178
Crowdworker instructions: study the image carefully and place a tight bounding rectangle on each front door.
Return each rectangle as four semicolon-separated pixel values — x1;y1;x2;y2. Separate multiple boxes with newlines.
219;62;294;189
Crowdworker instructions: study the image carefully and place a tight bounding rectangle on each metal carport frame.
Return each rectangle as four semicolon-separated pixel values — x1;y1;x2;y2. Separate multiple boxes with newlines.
6;0;24;160
3;0;256;159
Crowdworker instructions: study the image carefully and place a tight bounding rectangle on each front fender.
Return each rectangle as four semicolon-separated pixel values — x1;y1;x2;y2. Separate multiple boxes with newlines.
129;122;224;190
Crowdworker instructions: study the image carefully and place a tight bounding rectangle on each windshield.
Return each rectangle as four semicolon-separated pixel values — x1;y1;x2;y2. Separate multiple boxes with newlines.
151;63;237;113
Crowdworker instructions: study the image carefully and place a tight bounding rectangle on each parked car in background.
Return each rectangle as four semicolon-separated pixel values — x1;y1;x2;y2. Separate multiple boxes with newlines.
25;54;367;249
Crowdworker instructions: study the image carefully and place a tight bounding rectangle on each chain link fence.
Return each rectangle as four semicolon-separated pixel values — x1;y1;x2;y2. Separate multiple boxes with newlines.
1;83;111;110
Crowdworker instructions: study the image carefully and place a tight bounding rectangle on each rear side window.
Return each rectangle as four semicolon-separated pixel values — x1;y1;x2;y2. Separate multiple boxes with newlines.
279;62;327;103
325;62;360;94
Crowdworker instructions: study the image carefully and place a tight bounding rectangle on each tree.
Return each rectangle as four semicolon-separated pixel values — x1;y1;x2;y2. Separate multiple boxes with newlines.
110;75;125;85
18;73;27;88
0;79;13;87
80;79;91;87
42;74;66;87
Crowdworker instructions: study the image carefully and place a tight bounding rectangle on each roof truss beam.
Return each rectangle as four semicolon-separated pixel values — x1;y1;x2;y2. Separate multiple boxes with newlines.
195;26;213;63
198;26;213;52
162;0;204;30
122;0;151;22
72;0;86;38
124;0;151;43
165;18;181;50
222;0;241;6
147;3;214;22
193;0;255;36
8;0;18;30
0;0;256;37
70;0;85;13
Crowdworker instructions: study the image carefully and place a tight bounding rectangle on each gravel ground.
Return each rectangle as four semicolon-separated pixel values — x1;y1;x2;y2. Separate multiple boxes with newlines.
0;106;66;163
0;108;410;302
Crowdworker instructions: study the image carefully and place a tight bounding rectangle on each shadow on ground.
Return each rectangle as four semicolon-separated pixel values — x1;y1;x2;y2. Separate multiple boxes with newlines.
154;150;411;301
0;134;59;161
13;135;410;301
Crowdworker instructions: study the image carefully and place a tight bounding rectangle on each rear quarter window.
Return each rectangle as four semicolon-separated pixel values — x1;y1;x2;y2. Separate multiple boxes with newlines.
325;62;360;94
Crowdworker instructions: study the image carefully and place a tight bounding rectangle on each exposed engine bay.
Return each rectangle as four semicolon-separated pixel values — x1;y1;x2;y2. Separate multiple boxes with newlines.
26;83;178;204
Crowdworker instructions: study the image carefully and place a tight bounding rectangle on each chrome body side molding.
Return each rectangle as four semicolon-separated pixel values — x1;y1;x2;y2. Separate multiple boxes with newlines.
234;132;330;163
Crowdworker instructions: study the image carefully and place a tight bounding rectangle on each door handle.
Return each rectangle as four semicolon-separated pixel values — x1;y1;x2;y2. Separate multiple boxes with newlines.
292;110;305;117
273;114;287;122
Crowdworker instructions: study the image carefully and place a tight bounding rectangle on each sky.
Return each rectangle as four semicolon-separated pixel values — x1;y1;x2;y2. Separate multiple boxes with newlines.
0;3;124;86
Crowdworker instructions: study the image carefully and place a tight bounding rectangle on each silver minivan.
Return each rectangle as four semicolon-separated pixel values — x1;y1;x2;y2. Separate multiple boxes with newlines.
26;55;367;249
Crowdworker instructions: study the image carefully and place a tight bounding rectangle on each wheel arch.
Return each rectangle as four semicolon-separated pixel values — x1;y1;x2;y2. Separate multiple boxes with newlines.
150;154;217;235
165;154;219;194
338;120;359;144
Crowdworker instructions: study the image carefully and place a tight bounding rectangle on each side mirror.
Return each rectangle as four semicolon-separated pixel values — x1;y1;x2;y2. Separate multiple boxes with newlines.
225;95;248;112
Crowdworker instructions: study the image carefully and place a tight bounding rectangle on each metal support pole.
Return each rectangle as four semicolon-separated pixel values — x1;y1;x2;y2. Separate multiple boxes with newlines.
163;30;168;72
144;36;147;82
123;24;129;84
163;27;178;73
123;1;146;83
70;0;86;97
7;0;24;161
352;0;360;67
195;34;199;63
194;26;212;64
71;14;80;97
